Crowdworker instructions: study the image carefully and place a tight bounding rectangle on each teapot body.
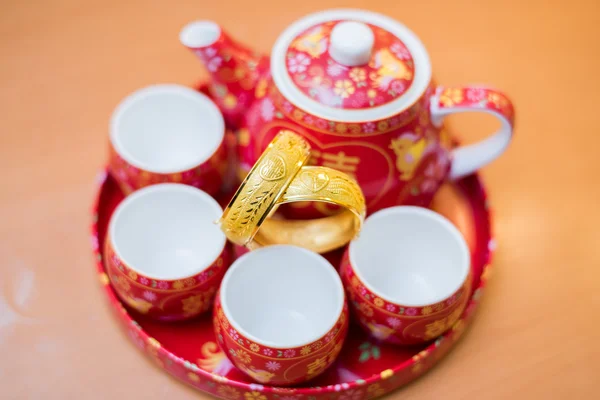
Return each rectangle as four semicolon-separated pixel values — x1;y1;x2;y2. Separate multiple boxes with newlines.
237;80;453;216
182;10;515;217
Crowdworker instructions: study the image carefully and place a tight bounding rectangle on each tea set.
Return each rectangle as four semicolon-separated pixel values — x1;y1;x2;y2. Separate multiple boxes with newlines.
98;7;513;396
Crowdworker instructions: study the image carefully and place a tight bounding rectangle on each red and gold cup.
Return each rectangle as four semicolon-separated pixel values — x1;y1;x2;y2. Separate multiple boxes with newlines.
108;84;228;195
214;245;349;386
340;206;472;345
105;183;230;321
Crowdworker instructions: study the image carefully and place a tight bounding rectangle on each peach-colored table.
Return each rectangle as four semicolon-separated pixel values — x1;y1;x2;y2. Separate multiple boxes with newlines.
1;0;598;398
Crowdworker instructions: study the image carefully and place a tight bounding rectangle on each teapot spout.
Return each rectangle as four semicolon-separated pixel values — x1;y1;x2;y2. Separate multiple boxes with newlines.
180;21;267;125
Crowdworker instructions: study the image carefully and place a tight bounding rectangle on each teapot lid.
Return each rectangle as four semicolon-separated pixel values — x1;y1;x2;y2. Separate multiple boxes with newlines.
271;9;431;123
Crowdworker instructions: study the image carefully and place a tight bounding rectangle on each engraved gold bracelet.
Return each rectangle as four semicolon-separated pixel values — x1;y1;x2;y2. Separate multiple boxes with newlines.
218;130;311;246
219;131;366;253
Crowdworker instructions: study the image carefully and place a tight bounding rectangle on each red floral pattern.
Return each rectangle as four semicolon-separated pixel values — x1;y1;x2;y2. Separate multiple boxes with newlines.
108;138;228;196
285;21;415;109
436;86;515;127
269;84;424;135
104;238;231;322
214;295;349;386
91;165;495;399
340;250;471;345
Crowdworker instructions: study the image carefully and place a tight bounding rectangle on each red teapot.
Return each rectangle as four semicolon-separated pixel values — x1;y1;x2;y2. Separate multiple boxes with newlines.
180;9;514;215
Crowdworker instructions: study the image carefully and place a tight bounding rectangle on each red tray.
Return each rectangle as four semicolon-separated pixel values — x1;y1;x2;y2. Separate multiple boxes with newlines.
91;170;493;399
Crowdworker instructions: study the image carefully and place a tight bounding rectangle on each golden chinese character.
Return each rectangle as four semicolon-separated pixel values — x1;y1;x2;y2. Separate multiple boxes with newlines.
306;356;328;378
424;318;447;340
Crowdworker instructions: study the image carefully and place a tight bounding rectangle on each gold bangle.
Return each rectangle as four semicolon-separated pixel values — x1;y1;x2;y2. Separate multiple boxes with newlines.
250;166;366;254
218;130;311;246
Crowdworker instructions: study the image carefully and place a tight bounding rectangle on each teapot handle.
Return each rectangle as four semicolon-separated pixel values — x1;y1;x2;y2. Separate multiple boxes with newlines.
430;86;515;180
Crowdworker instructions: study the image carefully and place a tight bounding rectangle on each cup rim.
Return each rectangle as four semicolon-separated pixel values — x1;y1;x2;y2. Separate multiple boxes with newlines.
109;84;225;174
219;245;345;349
108;183;226;280
349;206;470;307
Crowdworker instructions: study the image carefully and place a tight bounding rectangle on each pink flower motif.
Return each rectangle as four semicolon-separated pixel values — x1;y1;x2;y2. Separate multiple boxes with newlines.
195;48;222;72
391;80;406;94
374;95;386;105
111;253;120;267
406;307;418;316
385;303;397;312
466;88;486;102
327;63;346;77
348;91;367;108
358;286;368;296
324;330;336;343
363;122;376;133
157;281;169;290
283;101;294;113
303;115;314;125
315;118;328;130
197;271;208;283
203;47;217;58
206;56;223;72
139;277;149;285
389;116;400;127
260;98;274;121
262;348;273;356
421;179;437;193
283;349;296;358
142;291;157;302
386;317;401;328
390;42;412;60
246;106;261;128
229;328;240;341
425;159;448;181
265;361;281;371
288;53;310;73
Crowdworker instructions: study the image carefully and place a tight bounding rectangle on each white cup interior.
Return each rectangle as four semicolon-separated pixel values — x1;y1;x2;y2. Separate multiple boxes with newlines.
220;245;344;348
349;206;470;306
109;183;226;280
110;84;224;174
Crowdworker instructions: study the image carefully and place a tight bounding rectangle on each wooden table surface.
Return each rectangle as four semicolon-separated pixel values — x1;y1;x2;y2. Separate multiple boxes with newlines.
1;0;598;398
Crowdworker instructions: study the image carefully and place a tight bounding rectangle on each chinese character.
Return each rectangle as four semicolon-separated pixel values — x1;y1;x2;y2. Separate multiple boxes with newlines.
424;319;446;340
306;356;328;378
321;151;360;180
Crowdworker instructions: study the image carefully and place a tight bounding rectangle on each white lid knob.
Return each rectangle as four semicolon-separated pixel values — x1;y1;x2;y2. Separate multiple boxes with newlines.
329;21;375;67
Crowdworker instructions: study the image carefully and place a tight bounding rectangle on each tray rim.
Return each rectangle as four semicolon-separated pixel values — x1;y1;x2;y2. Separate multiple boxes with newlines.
91;168;494;398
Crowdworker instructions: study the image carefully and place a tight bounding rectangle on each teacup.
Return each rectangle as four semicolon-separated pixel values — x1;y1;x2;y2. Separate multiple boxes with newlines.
109;84;228;195
105;183;230;321
214;245;348;385
340;206;471;345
